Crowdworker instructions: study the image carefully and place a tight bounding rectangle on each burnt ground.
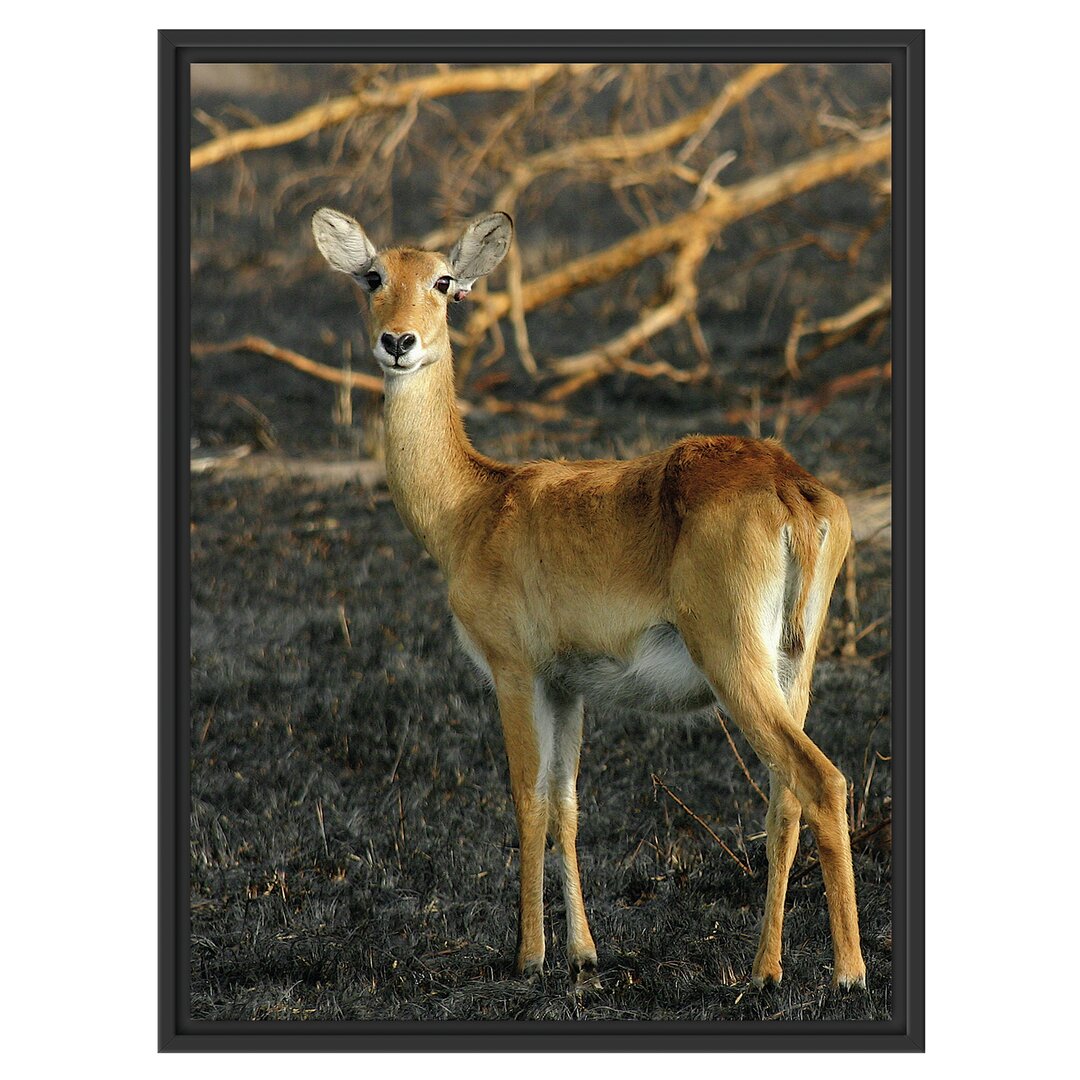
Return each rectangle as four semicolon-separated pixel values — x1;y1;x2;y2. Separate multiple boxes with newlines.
187;64;894;1023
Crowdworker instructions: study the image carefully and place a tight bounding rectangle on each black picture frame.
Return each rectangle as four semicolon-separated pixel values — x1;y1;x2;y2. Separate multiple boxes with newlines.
161;28;924;1052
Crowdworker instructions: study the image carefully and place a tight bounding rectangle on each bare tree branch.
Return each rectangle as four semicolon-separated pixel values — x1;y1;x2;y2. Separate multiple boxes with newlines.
545;233;713;400
191;334;567;421
464;126;891;347
785;282;891;377
192;335;384;391
191;64;595;171
419;62;786;252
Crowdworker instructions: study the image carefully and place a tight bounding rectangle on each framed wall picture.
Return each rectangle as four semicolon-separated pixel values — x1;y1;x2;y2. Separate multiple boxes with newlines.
161;28;924;1051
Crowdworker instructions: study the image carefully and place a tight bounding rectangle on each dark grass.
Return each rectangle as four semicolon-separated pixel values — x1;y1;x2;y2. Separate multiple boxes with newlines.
190;471;892;1022
188;62;893;1023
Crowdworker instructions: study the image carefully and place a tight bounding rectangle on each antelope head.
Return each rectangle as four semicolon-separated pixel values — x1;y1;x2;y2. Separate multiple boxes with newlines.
312;208;513;376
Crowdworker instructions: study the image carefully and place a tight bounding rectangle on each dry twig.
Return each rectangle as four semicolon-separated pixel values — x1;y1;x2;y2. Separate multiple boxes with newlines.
842;544;861;659
651;773;753;876
785;282;891;377
715;711;769;805
723;361;892;429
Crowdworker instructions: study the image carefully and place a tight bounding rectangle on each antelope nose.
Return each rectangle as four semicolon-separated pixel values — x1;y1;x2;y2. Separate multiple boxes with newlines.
381;332;417;358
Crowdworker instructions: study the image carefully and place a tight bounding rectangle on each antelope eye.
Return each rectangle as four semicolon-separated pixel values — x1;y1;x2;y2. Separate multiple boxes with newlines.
434;276;451;295
363;270;382;290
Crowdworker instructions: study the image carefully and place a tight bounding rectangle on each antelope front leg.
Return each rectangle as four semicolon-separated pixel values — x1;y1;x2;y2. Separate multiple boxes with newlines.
542;684;598;987
493;672;549;978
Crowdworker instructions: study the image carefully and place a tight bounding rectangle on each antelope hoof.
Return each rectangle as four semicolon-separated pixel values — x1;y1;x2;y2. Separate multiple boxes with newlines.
750;956;782;988
517;956;545;981
570;956;601;992
833;972;868;989
833;963;867;991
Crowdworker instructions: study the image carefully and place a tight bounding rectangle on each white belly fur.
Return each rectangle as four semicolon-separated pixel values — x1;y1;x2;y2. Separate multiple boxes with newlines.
453;618;732;717
545;623;719;716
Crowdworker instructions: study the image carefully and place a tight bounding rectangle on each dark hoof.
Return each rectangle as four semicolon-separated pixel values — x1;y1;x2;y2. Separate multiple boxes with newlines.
570;958;601;992
518;958;544;981
750;951;783;988
750;969;782;990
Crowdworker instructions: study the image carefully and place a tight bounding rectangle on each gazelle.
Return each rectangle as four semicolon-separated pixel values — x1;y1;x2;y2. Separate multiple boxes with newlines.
312;207;866;991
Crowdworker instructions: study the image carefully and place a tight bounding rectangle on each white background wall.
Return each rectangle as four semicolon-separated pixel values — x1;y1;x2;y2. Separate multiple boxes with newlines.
3;6;1073;1075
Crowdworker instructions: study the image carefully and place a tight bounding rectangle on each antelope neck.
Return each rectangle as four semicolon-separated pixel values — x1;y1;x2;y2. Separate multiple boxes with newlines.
381;342;499;571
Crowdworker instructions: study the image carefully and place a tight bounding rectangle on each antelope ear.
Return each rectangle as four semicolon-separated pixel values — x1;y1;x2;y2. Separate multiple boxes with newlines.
312;208;378;277
449;212;513;300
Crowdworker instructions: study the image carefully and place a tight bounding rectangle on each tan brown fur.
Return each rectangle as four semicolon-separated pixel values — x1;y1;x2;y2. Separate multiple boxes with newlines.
313;209;866;990
368;248;457;347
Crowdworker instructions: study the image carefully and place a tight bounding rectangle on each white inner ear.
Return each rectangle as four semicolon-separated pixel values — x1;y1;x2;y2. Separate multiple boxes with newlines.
449;213;512;285
312;208;377;276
